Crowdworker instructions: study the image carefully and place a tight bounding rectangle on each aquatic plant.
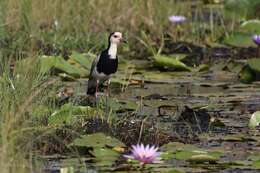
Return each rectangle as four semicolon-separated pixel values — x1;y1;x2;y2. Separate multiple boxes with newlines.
0;57;57;173
124;144;161;165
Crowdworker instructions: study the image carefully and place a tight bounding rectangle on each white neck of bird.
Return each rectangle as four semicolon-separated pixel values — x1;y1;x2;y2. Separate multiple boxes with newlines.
108;43;117;59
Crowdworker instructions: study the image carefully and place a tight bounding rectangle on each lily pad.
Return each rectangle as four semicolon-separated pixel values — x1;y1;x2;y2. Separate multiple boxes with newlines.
224;0;249;19
69;133;125;148
224;0;260;19
161;142;223;161
69;51;95;70
153;54;192;71
223;32;255;48
197;64;209;72
187;154;218;163
40;56;88;77
91;148;120;167
239;65;255;84
240;20;260;34
39;55;57;74
253;160;260;169
248;58;260;73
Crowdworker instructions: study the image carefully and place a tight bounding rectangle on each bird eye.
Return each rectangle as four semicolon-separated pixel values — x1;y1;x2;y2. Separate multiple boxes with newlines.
114;35;118;38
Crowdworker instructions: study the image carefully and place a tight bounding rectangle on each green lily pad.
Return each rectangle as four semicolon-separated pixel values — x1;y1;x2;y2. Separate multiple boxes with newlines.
39;55;57;74
248;152;260;160
69;51;95;70
224;0;249;19
91;148;120;167
224;0;260;19
153;54;192;71
249;111;260;128
161;142;223;161
69;133;125;148
54;56;88;77
67;133;124;168
223;32;255;47
40;56;88;77
187;154;218;163
239;65;255;84
253;160;260;169
197;64;209;72
240;20;260;34
162;142;198;151
248;58;260;73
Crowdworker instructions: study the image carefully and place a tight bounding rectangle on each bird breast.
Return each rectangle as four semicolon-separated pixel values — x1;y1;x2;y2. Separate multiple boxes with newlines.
96;57;118;76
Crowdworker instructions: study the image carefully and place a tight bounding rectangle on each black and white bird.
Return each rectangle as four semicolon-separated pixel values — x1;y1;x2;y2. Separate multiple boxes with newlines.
87;32;125;97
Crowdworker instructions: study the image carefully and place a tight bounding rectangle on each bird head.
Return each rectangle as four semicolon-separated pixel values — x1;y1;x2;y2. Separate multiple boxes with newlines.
109;32;126;44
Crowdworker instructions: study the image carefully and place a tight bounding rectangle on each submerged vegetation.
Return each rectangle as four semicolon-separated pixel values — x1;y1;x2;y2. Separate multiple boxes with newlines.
0;0;260;172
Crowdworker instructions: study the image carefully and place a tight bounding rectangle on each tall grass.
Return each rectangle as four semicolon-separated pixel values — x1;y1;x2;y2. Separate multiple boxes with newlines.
0;55;57;173
0;0;231;59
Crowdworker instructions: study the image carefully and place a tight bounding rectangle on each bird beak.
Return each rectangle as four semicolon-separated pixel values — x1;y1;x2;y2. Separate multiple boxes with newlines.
121;38;127;43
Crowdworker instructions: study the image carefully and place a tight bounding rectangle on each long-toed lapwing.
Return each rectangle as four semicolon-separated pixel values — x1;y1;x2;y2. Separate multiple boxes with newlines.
87;32;125;97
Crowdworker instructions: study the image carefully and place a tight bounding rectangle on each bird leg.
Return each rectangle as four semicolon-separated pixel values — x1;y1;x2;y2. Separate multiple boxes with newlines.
106;79;111;97
95;80;99;98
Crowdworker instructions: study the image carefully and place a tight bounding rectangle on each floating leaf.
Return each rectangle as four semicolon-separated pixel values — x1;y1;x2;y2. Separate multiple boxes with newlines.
249;111;260;128
239;65;255;84
161;142;223;161
248;58;260;73
91;148;120;167
224;0;260;19
253;160;260;169
69;133;125;148
68;133;124;168
54;56;88;77
223;32;255;47
69;51;95;70
40;56;88;77
197;64;209;72
39;55;57;74
153;54;191;71
224;0;249;19
240;20;260;34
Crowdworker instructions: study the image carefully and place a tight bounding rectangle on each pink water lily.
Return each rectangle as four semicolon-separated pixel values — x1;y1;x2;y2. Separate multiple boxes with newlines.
124;144;161;165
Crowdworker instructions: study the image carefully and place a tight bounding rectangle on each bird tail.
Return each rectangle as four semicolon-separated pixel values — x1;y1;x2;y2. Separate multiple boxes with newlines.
87;78;97;95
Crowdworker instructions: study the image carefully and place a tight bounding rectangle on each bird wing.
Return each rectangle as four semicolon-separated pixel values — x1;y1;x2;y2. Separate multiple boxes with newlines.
89;54;101;78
